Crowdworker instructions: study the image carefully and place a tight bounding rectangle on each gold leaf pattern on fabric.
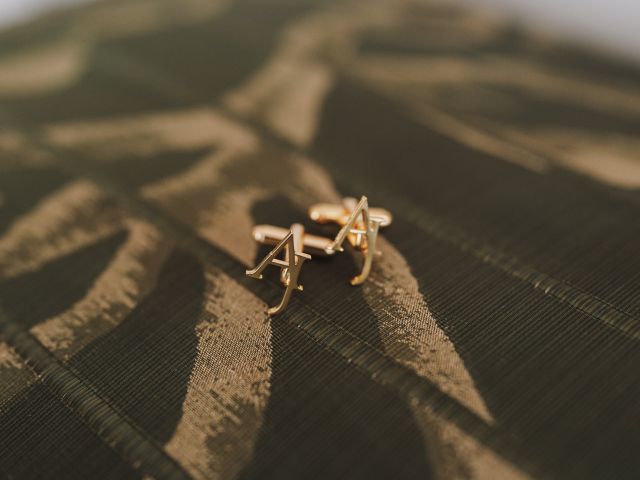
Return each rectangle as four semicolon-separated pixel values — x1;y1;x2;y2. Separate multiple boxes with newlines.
415;408;530;480
346;12;640;189
0;341;24;370
165;269;271;480
0;181;121;279
0;175;171;358
219;4;520;472
32;219;171;357
0;42;87;97
67;0;230;40
224;0;402;147
366;236;493;422
0;342;37;407
0;132;51;168
48;108;257;159
0;0;231;97
39;37;512;471
494;128;640;189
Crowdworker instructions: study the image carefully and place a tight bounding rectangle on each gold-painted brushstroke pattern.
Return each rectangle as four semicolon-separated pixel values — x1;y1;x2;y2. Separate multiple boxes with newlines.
0;132;51;168
284;165;511;478
48;108;256;159
165;268;270;480
493;127;640;189
0;341;25;370
343;4;640;189
352;56;640;117
31;219;171;358
224;0;401;147
367;236;493;422
0;42;87;97
0;0;633;477
0;0;230;96
67;0;230;40
39;61;521;480
221;3;525;474
42;104;511;476
0;176;171;358
0;341;37;407
47;110;272;477
0;181;121;279
416;408;529;480
144;149;339;267
29;1;550;473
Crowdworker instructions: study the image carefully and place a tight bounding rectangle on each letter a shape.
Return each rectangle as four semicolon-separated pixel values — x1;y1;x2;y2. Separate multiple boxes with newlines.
328;196;381;285
246;231;311;315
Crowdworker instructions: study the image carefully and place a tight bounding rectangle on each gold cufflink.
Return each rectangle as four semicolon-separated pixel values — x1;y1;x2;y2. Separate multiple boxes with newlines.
308;196;392;285
246;223;334;315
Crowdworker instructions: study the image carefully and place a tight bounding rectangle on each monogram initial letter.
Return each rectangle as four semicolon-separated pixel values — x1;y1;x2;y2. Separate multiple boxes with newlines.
246;231;311;315
328;196;381;285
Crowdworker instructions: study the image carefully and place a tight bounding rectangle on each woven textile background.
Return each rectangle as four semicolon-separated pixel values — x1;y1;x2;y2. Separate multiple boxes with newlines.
0;0;639;478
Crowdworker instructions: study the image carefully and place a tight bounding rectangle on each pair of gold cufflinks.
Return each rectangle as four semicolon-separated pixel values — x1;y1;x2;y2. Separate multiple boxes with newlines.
246;196;392;315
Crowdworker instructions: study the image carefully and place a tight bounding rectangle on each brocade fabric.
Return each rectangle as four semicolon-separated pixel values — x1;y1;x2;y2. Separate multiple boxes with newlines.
0;0;639;479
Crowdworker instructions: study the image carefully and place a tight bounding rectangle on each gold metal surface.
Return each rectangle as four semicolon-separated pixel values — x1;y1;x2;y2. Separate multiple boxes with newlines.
246;225;311;315
252;224;335;256
309;197;392;228
309;196;392;285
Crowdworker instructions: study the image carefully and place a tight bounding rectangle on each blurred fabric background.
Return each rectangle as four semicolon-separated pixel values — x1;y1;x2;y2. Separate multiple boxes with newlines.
2;0;640;61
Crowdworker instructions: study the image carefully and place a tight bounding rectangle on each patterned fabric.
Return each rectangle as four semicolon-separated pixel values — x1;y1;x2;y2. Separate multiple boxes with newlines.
0;0;639;478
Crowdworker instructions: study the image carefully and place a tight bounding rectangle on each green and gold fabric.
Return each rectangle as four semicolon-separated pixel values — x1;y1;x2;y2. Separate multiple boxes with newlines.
0;0;638;478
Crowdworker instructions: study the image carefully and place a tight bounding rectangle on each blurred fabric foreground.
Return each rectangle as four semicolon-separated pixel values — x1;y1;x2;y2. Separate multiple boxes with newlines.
0;0;638;479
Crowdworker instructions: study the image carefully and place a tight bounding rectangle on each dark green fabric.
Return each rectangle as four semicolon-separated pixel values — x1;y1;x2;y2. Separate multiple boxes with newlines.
0;0;638;479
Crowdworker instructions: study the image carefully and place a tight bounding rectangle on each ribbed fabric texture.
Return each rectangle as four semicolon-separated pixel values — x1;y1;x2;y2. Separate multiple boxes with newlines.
0;0;638;478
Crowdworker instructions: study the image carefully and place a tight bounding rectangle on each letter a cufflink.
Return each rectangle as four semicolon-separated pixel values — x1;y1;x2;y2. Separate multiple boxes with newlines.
308;196;392;285
247;223;334;315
